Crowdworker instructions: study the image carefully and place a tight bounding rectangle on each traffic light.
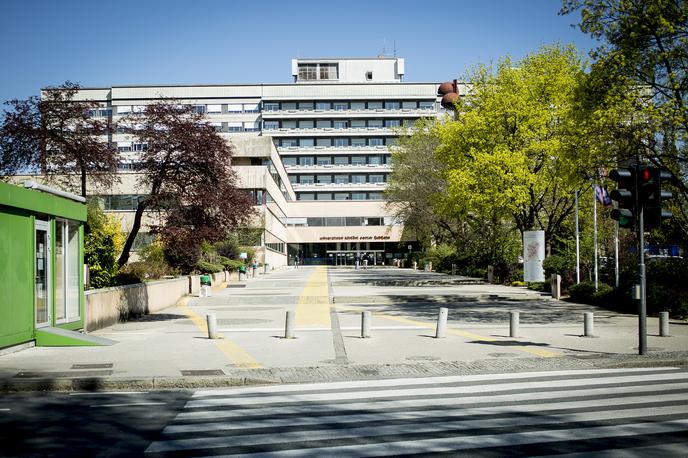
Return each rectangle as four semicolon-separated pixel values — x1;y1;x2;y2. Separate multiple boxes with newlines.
638;166;673;230
609;168;636;229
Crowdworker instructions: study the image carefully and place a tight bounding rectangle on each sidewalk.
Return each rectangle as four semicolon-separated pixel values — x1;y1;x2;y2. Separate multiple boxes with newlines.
1;266;687;392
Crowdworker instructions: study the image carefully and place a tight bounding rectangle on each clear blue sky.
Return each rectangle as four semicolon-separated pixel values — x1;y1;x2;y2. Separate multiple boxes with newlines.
0;0;598;104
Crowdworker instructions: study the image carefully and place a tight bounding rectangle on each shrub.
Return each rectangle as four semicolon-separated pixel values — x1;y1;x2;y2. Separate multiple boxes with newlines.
162;231;202;274
646;258;688;318
543;254;572;278
218;257;244;271
196;260;224;273
527;282;546;292
84;200;124;288
568;281;615;306
512;281;527;287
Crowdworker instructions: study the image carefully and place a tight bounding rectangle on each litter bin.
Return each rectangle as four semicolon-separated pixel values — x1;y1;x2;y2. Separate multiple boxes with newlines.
200;274;211;286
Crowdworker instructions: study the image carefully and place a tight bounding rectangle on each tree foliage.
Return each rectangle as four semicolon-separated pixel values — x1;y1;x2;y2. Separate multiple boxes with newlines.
84;200;124;288
0;82;118;197
117;102;254;270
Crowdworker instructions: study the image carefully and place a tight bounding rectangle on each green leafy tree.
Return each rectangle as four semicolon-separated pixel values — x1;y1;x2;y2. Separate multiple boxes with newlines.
84;200;124;288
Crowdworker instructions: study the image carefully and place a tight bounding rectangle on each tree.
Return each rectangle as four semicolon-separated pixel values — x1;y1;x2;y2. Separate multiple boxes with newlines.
84;199;124;288
561;0;688;223
117;102;254;269
0;82;118;197
435;45;595;253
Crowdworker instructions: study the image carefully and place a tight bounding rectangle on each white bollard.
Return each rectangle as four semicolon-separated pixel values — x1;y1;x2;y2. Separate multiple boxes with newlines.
284;311;295;339
584;312;594;337
510;311;520;338
435;307;448;339
659;311;670;337
361;311;371;338
206;314;218;339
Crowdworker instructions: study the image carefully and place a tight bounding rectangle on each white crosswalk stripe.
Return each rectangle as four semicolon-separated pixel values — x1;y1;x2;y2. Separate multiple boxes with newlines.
145;367;688;457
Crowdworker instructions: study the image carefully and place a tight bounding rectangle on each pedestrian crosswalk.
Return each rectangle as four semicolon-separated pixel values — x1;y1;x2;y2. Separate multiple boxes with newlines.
145;367;688;457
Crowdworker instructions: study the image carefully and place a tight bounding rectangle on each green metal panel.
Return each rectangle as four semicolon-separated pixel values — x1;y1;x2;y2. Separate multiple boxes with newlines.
0;207;34;348
0;181;86;222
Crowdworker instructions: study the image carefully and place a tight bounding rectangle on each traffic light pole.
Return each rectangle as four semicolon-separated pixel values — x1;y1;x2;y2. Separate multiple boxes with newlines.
638;199;647;356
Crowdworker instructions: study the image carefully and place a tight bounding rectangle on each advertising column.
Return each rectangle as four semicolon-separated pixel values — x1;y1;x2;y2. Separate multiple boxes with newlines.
523;230;545;282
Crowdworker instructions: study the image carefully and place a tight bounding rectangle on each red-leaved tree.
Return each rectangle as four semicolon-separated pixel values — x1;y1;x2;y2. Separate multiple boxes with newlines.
117;102;254;269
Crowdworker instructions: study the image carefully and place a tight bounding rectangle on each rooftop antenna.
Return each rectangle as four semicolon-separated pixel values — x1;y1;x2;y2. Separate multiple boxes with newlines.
393;40;397;57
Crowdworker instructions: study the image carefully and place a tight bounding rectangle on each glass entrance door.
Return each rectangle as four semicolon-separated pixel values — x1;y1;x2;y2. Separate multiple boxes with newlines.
35;220;50;327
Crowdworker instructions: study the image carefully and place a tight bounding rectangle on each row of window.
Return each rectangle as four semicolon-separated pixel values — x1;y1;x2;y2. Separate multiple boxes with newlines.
290;174;387;185
114;103;261;116
264;101;434;111
296;192;384;201
282;155;390;166
264;119;405;130
278;137;395;148
287;216;387;227
297;63;339;81
98;194;144;211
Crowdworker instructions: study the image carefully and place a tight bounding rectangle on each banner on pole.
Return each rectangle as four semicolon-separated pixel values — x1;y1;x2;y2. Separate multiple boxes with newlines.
523;230;545;282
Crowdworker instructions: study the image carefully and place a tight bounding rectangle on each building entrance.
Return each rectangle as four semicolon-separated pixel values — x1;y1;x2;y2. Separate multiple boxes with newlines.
327;250;384;266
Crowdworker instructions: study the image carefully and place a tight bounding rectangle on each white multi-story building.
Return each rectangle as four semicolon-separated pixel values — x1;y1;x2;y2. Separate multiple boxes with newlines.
73;57;444;267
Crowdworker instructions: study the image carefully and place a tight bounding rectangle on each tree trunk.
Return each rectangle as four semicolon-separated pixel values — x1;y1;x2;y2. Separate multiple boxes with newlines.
80;165;87;198
118;200;146;268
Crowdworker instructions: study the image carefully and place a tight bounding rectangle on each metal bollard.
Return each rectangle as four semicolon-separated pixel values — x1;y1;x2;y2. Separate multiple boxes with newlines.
206;314;218;339
284;311;295;339
510;311;520;338
361;311;371;338
659;311;670;337
435;307;448;339
451;263;456;276
584;312;594;337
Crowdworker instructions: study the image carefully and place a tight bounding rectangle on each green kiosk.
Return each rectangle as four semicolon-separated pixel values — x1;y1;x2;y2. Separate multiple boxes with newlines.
0;180;111;351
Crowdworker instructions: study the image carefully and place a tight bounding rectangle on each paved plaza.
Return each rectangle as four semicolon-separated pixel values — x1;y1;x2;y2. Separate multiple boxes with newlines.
1;266;686;391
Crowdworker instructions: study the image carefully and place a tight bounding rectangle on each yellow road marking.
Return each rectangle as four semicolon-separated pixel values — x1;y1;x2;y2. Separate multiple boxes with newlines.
178;297;262;369
334;304;560;358
296;266;331;327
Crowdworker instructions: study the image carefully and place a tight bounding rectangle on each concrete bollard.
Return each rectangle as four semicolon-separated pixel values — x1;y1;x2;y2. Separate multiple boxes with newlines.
206;314;218;339
451;263;456;276
487;265;494;284
361;311;371;338
413;261;417;270
510;311;520;338
659;311;670;337
551;274;562;300
284;311;295;339
435;307;448;339
584;312;594;337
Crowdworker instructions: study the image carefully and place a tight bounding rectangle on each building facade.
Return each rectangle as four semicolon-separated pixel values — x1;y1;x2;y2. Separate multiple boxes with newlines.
73;57;444;266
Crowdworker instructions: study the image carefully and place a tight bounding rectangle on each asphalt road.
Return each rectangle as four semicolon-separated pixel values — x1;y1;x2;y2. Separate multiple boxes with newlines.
3;367;688;457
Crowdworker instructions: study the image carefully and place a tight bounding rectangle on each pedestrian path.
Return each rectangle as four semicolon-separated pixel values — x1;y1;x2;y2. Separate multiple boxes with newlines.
145;367;688;457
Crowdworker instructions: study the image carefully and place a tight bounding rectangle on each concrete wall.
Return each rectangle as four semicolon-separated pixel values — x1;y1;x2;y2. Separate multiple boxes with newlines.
85;276;191;332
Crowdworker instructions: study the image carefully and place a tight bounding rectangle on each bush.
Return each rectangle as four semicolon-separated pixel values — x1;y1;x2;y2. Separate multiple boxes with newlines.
568;281;615;306
218;257;244;271
527;282;546;292
543;254;572;278
512;281;526;287
84;200;124;288
646;258;688;318
196;260;224;273
162;231;202;274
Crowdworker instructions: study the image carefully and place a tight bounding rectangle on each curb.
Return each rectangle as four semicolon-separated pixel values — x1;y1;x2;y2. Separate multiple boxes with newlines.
2;352;687;393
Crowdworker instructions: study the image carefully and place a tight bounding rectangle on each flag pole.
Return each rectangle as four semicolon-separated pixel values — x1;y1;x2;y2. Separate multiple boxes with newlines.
575;190;580;284
593;184;599;292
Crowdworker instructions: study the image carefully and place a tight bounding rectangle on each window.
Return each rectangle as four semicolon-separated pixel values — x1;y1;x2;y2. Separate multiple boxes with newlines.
351;156;366;165
351;102;365;110
334;156;348;165
334;138;348;147
351;193;367;200
334;175;349;184
244;121;258;131
282;139;298;147
367;217;383;226
334;193;349;201
282;120;297;129
369;174;384;183
319;64;338;80
369;156;383;165
369;138;384;146
334;102;348;111
300;156;314;166
351;120;366;128
227;104;242;112
368;101;383;109
299;120;314;129
317;193;333;200
385;120;401;127
317;175;332;184
227;122;243;132
300;138;314;147
299;175;314;185
351;174;366;184
298;64;318;81
369;192;384;200
116;105;131;114
264;102;279;111
366;71;373;81
334;120;347;129
368;119;383;128
346;217;363;225
316;120;332;128
316;102;331;111
298;102;314;110
282;157;297;166
192;105;206;114
298;193;315;201
317;157;331;166
385;101;401;110
207;104;222;114
419;101;434;109
289;175;297;184
243;103;260;113
326;217;345;225
316;138;332;147
282;102;297;110
351;138;366;147
264;121;279;130
402;101;418;109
